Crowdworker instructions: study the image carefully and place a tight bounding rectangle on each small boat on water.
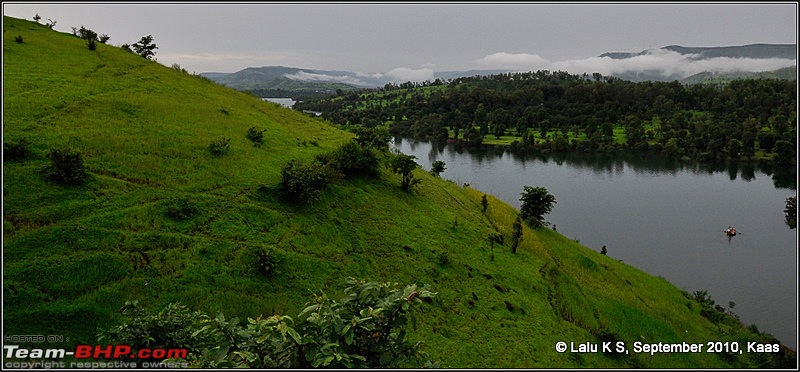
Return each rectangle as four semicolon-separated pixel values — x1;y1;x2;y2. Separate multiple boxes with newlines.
725;226;737;237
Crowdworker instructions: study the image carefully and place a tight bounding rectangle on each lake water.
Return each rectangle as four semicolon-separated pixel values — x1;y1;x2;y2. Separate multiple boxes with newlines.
262;97;296;108
393;138;798;349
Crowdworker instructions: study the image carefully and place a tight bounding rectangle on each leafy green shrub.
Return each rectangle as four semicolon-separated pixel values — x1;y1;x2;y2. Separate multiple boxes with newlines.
438;250;451;266
101;279;437;368
295;278;438;368
320;140;379;178
165;197;198;221
239;245;278;277
76;26;98;50
353;126;391;151
208;137;230;157
246;126;265;146
4;138;30;160
280;160;335;203
43;146;88;185
430;160;446;177
99;300;219;362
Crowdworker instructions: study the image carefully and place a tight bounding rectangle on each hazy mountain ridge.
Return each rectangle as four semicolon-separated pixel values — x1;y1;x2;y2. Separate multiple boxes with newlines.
201;66;514;93
600;43;797;60
681;66;797;85
203;43;795;93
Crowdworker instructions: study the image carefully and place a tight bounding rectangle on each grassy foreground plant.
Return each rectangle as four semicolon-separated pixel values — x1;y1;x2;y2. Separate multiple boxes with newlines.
99;279;437;368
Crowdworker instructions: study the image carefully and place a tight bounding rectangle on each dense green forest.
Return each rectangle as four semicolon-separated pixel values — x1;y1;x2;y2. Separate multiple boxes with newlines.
295;70;797;164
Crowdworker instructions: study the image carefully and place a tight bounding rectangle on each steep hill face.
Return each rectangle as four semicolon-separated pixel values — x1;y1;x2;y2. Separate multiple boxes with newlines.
2;16;794;368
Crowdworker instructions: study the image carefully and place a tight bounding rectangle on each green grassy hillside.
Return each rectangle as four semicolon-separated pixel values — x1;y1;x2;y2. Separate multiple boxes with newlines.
2;16;795;368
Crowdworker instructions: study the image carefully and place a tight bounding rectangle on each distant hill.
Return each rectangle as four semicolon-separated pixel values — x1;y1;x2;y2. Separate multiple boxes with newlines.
202;66;514;94
600;43;796;60
200;66;361;95
205;44;796;94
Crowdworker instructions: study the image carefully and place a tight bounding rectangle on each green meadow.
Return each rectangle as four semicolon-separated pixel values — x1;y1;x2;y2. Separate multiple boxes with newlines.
2;16;794;368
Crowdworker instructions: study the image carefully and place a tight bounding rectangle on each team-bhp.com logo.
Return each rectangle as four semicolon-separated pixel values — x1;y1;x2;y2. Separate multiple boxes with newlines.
5;344;187;359
4;344;189;368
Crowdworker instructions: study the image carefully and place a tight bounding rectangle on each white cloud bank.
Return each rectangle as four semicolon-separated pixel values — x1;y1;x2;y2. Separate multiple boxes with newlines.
475;49;796;79
475;52;551;71
384;67;435;83
283;71;374;87
284;67;435;87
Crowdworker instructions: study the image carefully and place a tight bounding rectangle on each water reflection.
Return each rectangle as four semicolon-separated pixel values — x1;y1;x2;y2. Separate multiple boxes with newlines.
396;137;796;190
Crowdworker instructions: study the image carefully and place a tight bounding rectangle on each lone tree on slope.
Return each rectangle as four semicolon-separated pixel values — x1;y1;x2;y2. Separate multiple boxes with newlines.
131;35;158;59
519;185;556;229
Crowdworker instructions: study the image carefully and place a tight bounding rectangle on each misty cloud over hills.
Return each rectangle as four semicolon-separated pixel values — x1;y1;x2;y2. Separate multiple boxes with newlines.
202;43;796;91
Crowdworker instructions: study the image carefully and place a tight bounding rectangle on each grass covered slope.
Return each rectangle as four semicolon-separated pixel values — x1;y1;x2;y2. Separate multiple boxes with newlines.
3;16;794;368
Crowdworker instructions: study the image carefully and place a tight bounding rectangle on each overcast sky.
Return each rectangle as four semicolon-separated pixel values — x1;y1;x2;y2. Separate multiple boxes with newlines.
3;2;797;81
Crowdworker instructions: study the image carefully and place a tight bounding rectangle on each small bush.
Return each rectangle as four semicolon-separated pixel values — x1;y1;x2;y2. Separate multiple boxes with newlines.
280;160;334;203
165;197;198;220
430;160;446;177
43;146;88;185
4;138;31;160
77;26;98;51
246;126;265;146
438;251;451;266
208;137;231;157
14;35;23;43
320;140;379;177
240;246;278;277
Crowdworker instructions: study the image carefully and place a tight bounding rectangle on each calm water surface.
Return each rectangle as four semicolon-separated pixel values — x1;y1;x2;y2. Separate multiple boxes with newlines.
262;97;295;108
394;138;798;349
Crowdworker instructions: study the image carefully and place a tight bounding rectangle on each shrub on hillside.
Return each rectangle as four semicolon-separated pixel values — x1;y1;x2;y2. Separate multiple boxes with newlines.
76;26;98;51
246;126;265;146
208;137;231;157
319;140;379;177
165;197;198;221
430;160;446;177
239;245;278;277
43;146;88;185
280;160;335;203
14;35;23;43
4;138;31;160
